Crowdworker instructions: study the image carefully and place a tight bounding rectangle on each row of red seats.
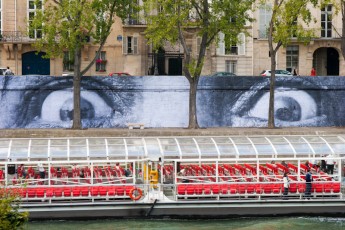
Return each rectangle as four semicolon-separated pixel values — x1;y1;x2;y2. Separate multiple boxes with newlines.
19;185;135;199
177;182;341;196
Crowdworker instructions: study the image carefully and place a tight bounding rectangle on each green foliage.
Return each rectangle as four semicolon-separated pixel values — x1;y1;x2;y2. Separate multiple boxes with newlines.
143;0;254;78
0;188;28;230
30;0;134;60
262;0;320;48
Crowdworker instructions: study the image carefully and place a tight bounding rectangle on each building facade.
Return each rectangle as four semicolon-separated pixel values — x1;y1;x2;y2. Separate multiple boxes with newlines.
0;1;344;77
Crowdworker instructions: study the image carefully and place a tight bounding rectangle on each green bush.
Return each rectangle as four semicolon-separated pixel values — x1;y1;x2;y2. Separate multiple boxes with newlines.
0;188;28;230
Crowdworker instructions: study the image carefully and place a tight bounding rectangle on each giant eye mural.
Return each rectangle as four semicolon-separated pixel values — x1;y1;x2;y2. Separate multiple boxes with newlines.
0;75;344;128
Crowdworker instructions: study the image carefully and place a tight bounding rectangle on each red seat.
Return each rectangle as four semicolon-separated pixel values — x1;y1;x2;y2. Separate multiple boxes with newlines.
297;183;306;193
263;184;272;194
72;188;81;197
20;188;27;198
125;186;134;195
324;183;332;193
107;186;116;196
177;184;186;195
27;188;36;198
220;184;229;194
63;188;71;197
203;184;211;195
80;187;89;196
195;184;203;195
211;184;219;194
314;183;323;193
54;188;63;197
229;184;238;194
247;184;255;194
272;184;281;194
255;184;263;194
238;184;246;194
99;186;107;196
116;186;125;196
333;182;341;193
91;187;99;196
289;183;297;193
36;188;45;198
186;185;195;195
46;189;54;198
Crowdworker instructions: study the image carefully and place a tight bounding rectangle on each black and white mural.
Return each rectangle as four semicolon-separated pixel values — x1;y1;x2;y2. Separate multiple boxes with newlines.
0;75;344;128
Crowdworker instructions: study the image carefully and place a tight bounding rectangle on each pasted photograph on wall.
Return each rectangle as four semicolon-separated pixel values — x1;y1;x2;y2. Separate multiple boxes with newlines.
0;75;343;128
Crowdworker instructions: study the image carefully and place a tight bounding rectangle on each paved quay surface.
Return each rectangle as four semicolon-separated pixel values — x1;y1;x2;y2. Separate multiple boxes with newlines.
0;127;344;138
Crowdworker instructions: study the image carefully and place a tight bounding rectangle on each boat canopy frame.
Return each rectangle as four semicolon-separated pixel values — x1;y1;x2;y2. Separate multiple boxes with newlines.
0;135;345;162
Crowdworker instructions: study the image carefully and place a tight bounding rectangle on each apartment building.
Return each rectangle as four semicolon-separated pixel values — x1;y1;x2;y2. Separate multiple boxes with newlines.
1;1;344;76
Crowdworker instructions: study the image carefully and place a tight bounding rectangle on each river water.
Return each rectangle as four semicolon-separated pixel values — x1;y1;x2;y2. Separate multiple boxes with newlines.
26;217;345;230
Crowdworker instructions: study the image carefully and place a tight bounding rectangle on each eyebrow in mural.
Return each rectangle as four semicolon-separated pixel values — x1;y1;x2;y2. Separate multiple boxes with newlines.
228;77;336;127
0;76;138;128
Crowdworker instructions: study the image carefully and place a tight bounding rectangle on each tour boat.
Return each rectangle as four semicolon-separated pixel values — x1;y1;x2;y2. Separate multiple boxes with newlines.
1;135;345;219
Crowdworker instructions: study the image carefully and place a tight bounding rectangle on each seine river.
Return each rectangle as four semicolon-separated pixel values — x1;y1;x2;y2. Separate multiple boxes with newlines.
26;217;345;230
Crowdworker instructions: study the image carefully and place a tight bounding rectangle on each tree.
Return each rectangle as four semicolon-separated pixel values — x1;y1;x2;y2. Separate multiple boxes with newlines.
264;0;318;128
340;1;345;60
0;188;28;229
143;0;254;128
31;0;133;129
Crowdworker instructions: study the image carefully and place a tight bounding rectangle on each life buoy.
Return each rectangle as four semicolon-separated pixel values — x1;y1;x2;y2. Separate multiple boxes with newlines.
129;188;143;201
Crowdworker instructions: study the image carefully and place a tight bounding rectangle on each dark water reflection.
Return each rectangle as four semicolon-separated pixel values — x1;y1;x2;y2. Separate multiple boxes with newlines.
26;217;345;230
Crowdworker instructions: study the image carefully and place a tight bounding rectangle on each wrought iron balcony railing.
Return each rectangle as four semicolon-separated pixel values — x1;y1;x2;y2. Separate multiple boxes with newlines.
0;31;35;42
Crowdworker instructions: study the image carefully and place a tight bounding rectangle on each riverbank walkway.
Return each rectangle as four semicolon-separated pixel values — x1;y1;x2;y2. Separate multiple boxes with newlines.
0;127;344;138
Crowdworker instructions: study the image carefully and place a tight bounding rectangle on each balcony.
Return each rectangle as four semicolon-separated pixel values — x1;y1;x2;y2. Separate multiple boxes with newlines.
0;31;34;43
257;28;342;40
123;17;147;26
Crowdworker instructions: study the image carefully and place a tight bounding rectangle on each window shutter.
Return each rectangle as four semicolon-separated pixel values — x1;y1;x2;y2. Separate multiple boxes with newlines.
133;37;138;54
237;33;245;55
123;36;127;54
216;32;225;55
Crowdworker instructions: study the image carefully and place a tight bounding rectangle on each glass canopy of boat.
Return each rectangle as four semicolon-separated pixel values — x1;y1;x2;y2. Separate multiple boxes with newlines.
1;135;345;162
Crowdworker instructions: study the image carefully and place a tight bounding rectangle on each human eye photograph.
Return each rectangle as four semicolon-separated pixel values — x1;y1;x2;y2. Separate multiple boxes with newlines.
0;76;138;128
197;76;345;128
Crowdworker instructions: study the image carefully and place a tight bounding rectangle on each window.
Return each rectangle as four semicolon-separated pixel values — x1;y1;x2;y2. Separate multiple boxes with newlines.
127;0;139;25
321;5;332;38
218;33;245;56
226;60;237;74
286;46;299;73
63;52;74;71
123;36;138;54
96;51;107;72
28;0;42;39
225;34;238;55
259;4;272;39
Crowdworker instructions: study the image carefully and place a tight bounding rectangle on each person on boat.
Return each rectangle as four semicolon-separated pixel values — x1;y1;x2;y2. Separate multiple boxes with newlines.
326;154;335;175
37;161;46;185
283;172;290;199
320;155;327;172
305;169;313;199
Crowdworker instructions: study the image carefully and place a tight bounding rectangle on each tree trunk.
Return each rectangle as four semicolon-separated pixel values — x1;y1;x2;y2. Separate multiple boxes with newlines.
268;17;276;129
341;3;345;60
188;78;199;129
268;57;276;129
72;48;82;129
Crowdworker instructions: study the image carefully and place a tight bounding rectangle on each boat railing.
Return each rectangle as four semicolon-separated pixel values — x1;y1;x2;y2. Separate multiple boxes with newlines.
1;180;342;204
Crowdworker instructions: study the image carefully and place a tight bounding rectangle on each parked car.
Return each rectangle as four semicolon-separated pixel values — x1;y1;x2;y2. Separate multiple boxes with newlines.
62;72;74;77
108;72;131;77
209;72;236;77
260;70;292;77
